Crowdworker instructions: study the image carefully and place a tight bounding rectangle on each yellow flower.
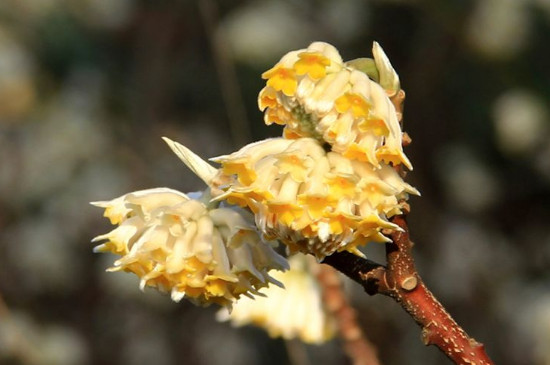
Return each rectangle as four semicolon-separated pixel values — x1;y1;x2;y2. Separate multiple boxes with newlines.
211;138;419;259
92;188;288;307
335;92;371;118
258;41;412;170
262;66;297;96
217;254;336;344
294;52;332;79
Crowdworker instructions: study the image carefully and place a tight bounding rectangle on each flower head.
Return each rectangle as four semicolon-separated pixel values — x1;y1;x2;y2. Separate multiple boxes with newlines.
217;254;336;344
258;41;412;170
92;188;288;307
211;138;419;259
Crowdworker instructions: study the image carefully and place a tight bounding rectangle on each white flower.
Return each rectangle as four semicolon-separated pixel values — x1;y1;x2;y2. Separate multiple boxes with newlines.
217;254;336;344
211;137;419;259
258;41;412;170
92;187;288;306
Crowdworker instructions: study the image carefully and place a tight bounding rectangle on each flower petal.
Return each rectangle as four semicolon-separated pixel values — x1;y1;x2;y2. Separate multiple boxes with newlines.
162;137;218;185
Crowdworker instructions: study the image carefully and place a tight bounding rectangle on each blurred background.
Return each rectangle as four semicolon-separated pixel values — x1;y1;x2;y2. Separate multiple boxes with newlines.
0;0;549;364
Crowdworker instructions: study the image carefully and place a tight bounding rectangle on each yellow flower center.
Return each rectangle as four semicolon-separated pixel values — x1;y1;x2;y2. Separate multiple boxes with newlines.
342;143;371;162
376;147;404;167
358;117;390;136
274;153;310;182
293;52;331;80
283;128;303;140
298;195;334;220
258;87;278;110
268;202;303;226
334;93;371;118
326;175;357;198
267;107;295;126
262;66;297;96
222;162;256;185
327;214;356;235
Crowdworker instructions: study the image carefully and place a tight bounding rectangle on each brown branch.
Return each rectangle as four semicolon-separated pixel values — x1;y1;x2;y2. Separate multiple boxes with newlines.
316;264;382;365
322;252;383;295
323;216;494;365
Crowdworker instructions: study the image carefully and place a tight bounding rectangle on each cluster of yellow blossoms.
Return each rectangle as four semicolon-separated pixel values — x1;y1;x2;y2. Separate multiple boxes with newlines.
211;41;418;259
212;137;417;259
92;188;288;306
259;41;411;170
92;41;417;339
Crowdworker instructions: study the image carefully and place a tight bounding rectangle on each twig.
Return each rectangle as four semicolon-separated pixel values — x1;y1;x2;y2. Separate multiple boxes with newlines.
316;264;382;365
322;217;494;364
322;253;383;296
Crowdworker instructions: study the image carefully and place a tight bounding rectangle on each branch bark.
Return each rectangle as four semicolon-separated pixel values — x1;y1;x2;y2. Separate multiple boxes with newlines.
322;215;494;365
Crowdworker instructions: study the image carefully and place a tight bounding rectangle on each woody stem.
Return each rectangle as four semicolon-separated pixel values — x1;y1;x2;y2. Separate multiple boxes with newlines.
322;215;495;365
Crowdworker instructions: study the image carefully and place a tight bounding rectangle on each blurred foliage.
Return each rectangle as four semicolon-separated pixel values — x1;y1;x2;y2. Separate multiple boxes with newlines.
0;1;550;365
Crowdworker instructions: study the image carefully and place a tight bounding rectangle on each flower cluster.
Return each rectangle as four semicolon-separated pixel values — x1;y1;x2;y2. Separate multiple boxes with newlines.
212;137;418;259
92;188;288;306
217;254;336;344
91;41;418;315
206;41;418;259
259;41;411;170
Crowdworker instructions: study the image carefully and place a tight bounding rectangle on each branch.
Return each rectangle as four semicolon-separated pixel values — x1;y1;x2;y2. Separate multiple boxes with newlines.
322;216;495;365
316;264;382;365
322;252;383;295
